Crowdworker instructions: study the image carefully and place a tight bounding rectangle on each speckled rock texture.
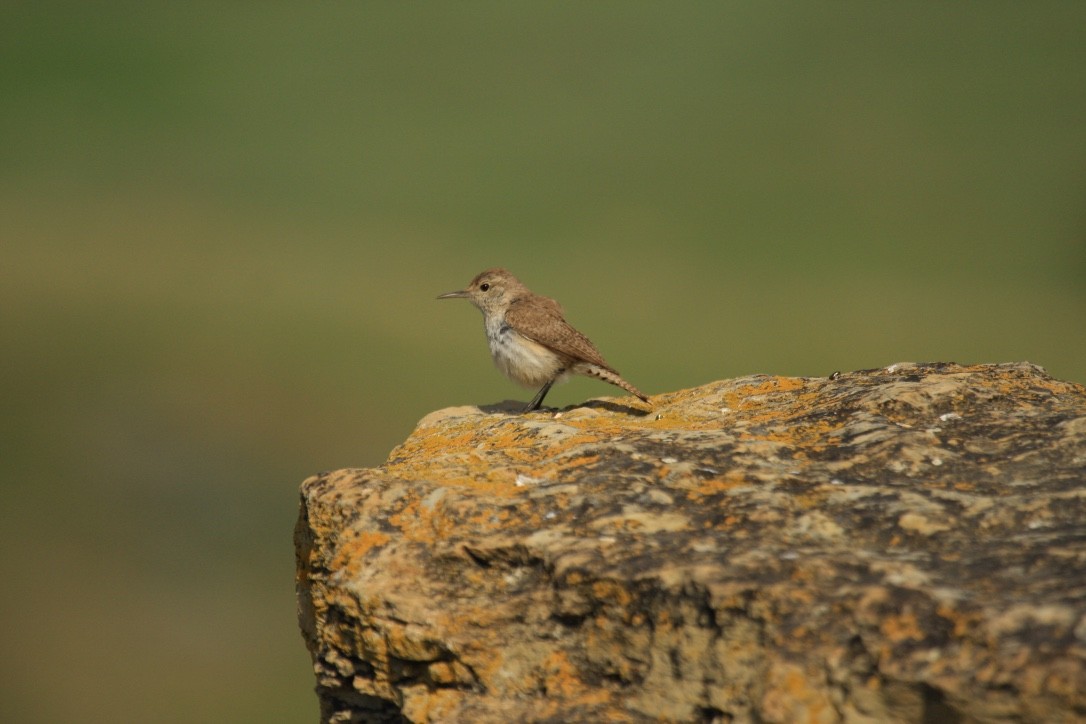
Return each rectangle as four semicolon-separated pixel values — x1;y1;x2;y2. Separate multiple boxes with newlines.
295;362;1086;723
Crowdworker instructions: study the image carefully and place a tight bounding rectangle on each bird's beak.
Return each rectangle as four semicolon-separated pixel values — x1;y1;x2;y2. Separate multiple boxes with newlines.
437;289;469;300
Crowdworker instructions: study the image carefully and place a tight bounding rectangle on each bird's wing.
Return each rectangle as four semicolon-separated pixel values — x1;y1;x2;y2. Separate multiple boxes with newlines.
505;295;613;370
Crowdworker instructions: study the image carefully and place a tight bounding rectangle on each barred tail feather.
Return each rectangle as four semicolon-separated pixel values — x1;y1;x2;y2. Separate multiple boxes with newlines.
581;364;650;403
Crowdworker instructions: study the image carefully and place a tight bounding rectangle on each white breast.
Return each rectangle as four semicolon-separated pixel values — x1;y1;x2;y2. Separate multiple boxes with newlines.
484;315;566;388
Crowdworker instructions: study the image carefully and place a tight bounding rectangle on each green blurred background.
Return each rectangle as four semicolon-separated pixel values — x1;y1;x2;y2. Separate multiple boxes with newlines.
2;3;1084;721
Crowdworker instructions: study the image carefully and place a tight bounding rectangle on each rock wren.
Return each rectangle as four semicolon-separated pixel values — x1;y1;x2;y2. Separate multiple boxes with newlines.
438;268;650;412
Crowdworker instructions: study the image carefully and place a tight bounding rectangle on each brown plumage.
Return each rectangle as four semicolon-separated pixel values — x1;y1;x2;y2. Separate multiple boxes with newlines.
438;268;649;411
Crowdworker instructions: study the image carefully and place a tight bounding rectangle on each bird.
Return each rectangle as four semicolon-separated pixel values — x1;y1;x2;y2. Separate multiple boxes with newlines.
438;268;650;412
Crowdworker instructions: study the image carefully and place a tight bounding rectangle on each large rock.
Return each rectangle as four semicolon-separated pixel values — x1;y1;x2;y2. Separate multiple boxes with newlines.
295;362;1086;723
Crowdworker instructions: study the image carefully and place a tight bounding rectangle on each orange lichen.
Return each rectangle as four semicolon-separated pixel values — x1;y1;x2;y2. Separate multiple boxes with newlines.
591;580;633;608
937;603;982;638
762;663;836;724
541;650;583;698
881;611;925;643
329;530;391;576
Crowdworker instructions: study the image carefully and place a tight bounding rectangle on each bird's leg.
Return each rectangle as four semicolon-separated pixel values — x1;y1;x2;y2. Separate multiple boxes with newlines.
523;375;559;413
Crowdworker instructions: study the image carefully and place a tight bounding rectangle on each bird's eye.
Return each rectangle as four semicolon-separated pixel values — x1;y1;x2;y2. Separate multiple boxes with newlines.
480;283;490;291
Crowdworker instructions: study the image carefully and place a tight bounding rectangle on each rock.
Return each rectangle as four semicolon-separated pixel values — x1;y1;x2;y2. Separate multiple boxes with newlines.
295;362;1086;723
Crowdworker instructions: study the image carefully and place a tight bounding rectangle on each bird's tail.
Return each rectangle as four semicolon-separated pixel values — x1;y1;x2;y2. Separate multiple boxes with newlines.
582;364;650;404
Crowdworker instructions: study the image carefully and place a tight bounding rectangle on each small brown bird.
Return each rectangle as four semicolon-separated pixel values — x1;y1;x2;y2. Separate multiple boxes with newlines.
438;268;650;412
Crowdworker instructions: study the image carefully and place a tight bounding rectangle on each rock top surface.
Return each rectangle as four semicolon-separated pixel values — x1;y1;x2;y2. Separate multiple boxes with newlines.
295;362;1086;723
